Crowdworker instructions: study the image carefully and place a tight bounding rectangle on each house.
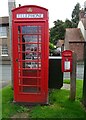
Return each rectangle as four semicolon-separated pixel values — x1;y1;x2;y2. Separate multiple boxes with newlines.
0;16;11;64
56;40;64;48
78;9;86;41
64;2;86;62
56;39;64;54
64;28;85;61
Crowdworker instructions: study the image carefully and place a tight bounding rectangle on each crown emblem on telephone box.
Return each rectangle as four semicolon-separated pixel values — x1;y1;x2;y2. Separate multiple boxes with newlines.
27;8;33;12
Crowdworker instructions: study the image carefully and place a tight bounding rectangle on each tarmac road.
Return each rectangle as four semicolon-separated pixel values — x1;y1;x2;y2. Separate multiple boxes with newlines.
64;62;84;79
0;64;11;89
0;62;84;89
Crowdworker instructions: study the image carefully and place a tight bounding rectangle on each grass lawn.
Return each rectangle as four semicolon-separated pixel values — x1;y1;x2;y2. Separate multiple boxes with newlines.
1;80;86;119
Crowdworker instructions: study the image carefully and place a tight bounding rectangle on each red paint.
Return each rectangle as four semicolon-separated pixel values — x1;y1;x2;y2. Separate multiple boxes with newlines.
62;50;73;72
12;5;49;104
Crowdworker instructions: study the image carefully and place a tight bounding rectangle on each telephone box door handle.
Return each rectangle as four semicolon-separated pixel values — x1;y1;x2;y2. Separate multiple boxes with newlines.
16;58;18;62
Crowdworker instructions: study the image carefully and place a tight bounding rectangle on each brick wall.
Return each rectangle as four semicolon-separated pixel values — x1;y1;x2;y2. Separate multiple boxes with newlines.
69;42;84;61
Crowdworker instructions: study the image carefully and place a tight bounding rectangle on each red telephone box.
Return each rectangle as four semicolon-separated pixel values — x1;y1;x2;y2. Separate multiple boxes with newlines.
12;5;49;104
62;50;73;72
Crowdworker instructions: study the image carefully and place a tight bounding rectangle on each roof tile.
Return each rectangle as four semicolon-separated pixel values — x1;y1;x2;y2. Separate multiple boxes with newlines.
81;18;86;30
65;28;84;42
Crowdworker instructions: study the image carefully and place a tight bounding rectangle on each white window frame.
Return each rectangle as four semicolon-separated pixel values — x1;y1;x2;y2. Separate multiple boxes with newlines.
1;45;8;56
0;26;7;38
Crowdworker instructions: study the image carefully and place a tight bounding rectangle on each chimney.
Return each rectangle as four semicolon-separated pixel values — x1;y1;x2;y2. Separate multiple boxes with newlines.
19;4;21;7
84;1;86;12
79;9;85;20
8;0;16;57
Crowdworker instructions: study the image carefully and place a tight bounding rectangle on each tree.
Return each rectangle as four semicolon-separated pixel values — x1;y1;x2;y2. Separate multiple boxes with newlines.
49;42;55;54
64;19;73;28
50;20;65;44
50;19;73;44
50;2;81;44
71;3;81;27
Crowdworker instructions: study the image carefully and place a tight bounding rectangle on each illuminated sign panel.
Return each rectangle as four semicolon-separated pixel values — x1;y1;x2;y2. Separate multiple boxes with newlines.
16;14;44;18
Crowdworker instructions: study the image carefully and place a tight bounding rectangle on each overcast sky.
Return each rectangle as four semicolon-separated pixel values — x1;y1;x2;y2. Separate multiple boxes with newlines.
0;0;85;28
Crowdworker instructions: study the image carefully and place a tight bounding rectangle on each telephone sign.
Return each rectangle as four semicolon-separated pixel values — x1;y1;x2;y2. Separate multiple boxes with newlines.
16;14;44;18
12;5;49;104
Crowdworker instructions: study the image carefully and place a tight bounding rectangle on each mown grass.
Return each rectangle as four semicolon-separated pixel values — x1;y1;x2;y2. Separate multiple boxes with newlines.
30;89;85;119
64;79;83;101
1;86;29;119
1;80;86;119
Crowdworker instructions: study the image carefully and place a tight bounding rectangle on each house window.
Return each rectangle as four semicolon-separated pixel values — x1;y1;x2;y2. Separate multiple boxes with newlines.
0;27;7;38
1;45;8;56
77;43;79;46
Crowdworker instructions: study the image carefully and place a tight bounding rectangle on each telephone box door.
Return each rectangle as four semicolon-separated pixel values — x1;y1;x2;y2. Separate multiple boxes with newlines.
13;22;48;103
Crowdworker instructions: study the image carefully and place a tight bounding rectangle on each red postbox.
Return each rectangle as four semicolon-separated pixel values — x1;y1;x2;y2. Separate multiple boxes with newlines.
12;5;49;104
62;50;73;72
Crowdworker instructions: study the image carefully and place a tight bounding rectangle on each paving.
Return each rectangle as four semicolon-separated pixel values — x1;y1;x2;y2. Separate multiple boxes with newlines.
0;80;11;89
61;84;70;90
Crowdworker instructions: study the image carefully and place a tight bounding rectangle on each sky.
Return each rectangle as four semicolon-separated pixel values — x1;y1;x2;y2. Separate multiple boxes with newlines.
0;0;86;28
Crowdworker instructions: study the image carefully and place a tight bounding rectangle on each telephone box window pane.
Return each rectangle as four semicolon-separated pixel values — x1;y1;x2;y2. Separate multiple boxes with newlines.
23;35;38;42
18;26;21;34
23;78;38;85
21;86;40;93
22;26;41;34
38;53;41;60
24;52;41;60
22;44;37;55
23;70;38;77
39;62;41;68
25;62;38;68
38;26;41;33
24;44;38;52
39;35;41;42
25;52;38;60
21;61;41;68
39;44;41;52
18;44;21;52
